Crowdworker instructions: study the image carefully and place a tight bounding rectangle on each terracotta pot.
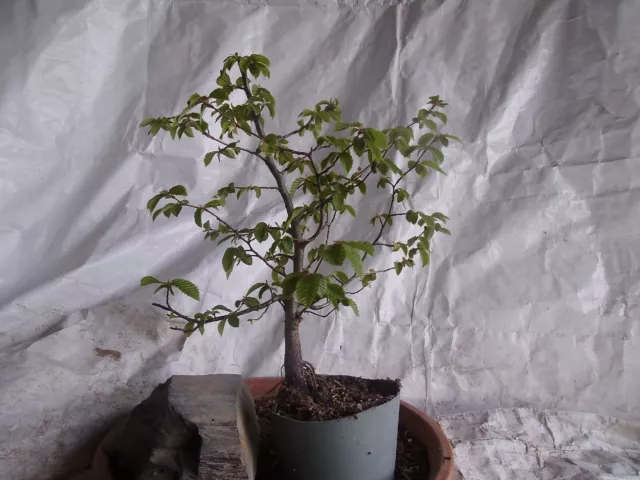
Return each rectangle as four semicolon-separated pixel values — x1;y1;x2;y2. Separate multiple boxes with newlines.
246;377;454;480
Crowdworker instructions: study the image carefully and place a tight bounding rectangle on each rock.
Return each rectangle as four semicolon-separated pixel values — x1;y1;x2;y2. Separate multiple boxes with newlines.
96;375;259;480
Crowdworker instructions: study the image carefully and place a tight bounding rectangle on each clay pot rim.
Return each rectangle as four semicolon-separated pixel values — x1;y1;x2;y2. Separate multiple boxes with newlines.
246;376;454;480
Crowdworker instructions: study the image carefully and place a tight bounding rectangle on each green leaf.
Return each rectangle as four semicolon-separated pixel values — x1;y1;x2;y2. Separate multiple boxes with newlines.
204;152;215;166
344;205;356;217
406;211;419;224
333;271;349;284
169;185;188;196
279;236;294;254
295;274;327;307
418;133;434;146
326;282;346;308
428;146;445;164
184;126;195;138
344;246;364;277
321;244;347;266
146;194;163;212
395;262;404;275
424;119;437;131
139;118;155;127
432;111;447;124
345;241;375;256
183;321;194;337
228;313;240;328
289;178;304;197
357;181;367;195
172;279;200;301
222;248;236;277
217;319;226;335
423;160;446;175
254;222;268;242
252;54;270;67
244;297;260;308
281;274;302;297
370;129;388;150
353;137;366;156
140;276;161;286
418;248;430;267
198;324;205;335
346;298;360;317
194;208;203;227
339;151;353;173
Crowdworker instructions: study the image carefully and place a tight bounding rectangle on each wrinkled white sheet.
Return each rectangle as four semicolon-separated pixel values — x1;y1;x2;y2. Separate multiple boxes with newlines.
1;0;639;478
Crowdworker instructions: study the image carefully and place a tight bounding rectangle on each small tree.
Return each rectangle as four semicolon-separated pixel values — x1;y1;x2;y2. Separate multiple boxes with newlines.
139;53;456;393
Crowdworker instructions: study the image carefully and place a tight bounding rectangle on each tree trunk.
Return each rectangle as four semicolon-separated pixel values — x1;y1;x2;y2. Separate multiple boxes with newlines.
283;299;307;393
282;235;308;394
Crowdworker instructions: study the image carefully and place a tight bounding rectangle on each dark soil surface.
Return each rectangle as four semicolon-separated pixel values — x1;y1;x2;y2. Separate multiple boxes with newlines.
254;374;430;479
259;374;401;421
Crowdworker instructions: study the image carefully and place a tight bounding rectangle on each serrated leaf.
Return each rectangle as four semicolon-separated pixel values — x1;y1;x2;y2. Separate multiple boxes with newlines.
183;322;194;337
418;248;430;267
370;129;388;150
344;205;356;217
254;222;268;242
423;160;446;175
147;194;163;212
346;298;360;317
172;279;200;301
333;271;349;284
252;54;270;67
204;152;215;166
295;274;327;307
415;164;427;177
222;248;236;277
424;119;437;131
395;262;403;275
217;319;226;335
321;244;347;266
344;246;364;277
279;236;294;254
140;276;161;286
289;178;304;197
345;241;375;256
244;296;260;308
281;274;302;297
406;211;419;224
228;313;240;328
169;185;187;196
432;111;447;124
418;133;434;146
353;137;366;156
339;152;353;173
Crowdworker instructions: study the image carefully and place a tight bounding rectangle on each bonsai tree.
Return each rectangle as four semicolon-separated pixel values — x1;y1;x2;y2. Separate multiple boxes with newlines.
139;53;456;395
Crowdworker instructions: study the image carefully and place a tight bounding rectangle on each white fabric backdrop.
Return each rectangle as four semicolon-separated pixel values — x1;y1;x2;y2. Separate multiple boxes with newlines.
1;0;639;478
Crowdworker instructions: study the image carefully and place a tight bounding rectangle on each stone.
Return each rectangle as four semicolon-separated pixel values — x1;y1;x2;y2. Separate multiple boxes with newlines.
93;375;259;480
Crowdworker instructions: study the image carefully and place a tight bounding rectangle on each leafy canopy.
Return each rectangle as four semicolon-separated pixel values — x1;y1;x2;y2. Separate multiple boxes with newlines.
139;53;457;336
